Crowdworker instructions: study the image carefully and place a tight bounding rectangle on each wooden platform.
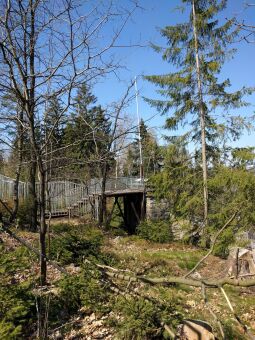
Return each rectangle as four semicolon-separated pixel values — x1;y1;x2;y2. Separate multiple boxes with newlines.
104;188;145;197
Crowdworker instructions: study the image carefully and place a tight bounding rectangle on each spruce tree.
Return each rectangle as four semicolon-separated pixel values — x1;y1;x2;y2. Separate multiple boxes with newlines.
43;95;65;178
63;84;112;180
44;96;65;150
134;119;160;177
145;0;251;229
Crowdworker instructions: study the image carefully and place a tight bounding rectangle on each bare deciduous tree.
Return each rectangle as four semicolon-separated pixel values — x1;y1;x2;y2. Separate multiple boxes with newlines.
0;0;139;286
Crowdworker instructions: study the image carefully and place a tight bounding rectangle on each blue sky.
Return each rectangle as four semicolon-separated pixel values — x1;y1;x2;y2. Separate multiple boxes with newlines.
94;0;255;148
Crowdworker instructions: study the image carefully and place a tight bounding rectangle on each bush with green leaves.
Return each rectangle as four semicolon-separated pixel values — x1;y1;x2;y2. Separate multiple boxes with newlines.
206;165;255;256
46;266;113;333
0;244;36;339
49;225;104;265
114;297;161;339
50;233;102;264
137;220;173;243
113;296;181;340
0;281;36;339
49;224;119;267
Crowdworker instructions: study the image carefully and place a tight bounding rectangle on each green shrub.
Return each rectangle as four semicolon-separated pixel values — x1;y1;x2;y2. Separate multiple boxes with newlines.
113;295;181;339
17;198;36;228
49;227;104;265
0;282;35;339
56;266;112;318
0;245;36;339
0;319;22;340
137;220;173;243
51;223;71;234
114;297;161;339
50;233;101;264
49;224;119;267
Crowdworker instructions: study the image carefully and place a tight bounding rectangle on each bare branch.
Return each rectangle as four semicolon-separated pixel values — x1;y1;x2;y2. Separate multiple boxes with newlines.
184;211;238;278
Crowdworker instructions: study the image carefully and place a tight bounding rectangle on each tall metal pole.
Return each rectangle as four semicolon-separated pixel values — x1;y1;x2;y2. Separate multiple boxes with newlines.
134;76;144;183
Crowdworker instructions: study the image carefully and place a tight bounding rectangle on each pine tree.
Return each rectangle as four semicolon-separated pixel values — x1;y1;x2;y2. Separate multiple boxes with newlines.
145;0;251;229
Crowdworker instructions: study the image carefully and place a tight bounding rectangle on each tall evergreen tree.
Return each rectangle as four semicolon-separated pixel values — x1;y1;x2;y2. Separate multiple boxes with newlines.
43;96;65;178
145;0;251;229
124;119;161;177
63;84;112;180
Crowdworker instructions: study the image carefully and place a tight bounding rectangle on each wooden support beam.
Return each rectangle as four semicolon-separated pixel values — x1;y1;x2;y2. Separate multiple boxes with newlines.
131;201;140;224
116;197;125;224
141;190;146;220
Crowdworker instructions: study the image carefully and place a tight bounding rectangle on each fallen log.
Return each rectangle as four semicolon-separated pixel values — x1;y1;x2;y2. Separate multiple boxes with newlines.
86;260;255;288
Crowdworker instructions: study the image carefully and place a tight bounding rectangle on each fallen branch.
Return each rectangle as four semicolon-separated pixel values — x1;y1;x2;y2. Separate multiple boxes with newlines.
89;261;255;339
86;259;255;288
219;287;255;339
184;212;238;278
0;222;68;275
161;322;175;339
202;284;225;339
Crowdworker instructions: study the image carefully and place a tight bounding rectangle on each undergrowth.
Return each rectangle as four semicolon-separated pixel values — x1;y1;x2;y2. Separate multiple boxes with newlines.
0;223;253;339
137;220;173;243
0;244;36;339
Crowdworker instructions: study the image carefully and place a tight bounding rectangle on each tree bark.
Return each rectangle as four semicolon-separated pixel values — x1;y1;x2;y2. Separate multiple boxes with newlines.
39;169;47;286
28;155;38;231
11;108;24;223
192;0;208;230
98;162;107;226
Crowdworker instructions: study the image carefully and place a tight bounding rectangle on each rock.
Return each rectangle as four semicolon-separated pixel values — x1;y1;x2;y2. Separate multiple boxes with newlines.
186;300;196;308
89;313;96;322
66;263;81;274
190;271;202;280
178;319;215;340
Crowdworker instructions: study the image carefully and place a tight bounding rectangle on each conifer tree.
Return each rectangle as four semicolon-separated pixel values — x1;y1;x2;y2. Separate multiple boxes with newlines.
124;119;160;177
63;84;112;179
145;0;251;229
43;95;65;178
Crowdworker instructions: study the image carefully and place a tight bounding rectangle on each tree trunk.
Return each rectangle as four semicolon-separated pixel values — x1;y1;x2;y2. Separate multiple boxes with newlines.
192;0;208;230
11;109;24;222
28;145;38;231
39;168;47;286
28;0;38;232
98;162;107;226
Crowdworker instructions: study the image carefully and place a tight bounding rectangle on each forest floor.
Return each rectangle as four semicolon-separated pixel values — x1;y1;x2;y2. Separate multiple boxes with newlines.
1;222;255;339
